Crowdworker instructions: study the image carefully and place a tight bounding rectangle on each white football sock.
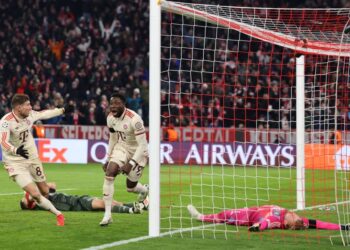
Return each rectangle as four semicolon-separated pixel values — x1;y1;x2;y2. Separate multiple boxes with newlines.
103;178;115;218
36;195;61;216
132;182;148;193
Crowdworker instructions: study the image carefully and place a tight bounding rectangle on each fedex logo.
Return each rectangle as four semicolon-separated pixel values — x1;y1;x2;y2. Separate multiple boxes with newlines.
37;139;88;164
38;139;68;163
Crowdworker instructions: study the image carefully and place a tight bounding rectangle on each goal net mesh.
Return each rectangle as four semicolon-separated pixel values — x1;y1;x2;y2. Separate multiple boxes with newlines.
159;0;350;244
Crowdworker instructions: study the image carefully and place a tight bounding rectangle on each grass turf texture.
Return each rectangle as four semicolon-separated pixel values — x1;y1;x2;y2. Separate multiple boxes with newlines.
0;163;347;249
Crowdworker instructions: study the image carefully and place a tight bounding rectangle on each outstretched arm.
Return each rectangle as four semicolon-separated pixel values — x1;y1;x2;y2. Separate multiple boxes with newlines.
305;218;346;231
31;108;64;122
249;216;282;232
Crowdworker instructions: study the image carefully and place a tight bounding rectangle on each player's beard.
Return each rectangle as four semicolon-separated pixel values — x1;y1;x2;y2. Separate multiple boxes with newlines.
113;107;125;118
19;110;30;119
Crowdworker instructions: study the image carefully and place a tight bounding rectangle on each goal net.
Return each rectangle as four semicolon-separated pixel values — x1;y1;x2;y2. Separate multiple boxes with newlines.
155;0;350;244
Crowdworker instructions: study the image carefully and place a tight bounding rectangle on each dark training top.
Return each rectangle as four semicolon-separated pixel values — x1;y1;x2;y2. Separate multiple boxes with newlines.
33;193;94;211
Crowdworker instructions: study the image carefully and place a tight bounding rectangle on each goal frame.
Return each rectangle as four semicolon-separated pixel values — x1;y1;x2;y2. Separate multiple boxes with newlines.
149;0;350;238
149;0;161;237
148;0;307;237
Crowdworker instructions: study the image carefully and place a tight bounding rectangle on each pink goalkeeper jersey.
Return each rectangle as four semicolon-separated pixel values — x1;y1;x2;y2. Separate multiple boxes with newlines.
200;205;288;230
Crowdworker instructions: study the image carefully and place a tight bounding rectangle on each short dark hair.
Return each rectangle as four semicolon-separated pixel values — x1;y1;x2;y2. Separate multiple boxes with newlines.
110;93;126;104
19;200;28;210
11;94;30;108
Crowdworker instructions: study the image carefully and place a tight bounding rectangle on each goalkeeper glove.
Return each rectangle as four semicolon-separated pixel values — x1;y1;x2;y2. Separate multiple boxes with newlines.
16;145;29;159
248;223;260;232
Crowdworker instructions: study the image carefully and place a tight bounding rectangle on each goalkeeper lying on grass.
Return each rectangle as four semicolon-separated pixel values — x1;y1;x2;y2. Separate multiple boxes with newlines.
187;204;350;231
20;183;149;214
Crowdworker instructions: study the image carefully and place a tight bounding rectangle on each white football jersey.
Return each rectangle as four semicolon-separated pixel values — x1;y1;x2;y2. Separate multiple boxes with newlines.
107;108;148;164
0;109;64;162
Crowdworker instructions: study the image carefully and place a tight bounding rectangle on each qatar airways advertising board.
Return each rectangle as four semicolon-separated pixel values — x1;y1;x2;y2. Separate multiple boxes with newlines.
159;142;295;167
0;139;349;170
86;140;296;167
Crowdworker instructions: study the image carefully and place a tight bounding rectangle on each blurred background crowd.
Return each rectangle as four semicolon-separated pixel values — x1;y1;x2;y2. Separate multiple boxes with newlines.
161;0;350;130
0;0;349;129
0;0;149;125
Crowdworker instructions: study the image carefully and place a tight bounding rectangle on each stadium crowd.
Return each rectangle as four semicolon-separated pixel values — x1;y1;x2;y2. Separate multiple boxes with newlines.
0;0;349;129
0;0;149;125
161;0;350;130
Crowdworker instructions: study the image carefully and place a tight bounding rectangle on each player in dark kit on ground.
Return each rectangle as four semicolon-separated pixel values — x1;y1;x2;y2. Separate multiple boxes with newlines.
21;190;149;214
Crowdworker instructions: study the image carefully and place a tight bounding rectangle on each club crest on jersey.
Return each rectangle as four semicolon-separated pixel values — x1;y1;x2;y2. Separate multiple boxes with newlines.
6;167;14;173
123;124;128;129
272;210;281;217
135;122;143;130
2;122;8;128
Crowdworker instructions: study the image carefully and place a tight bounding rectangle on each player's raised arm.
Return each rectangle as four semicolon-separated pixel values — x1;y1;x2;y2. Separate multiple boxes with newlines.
30;108;65;122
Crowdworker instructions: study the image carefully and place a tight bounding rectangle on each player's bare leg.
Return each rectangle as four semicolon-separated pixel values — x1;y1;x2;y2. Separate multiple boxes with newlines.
123;163;148;201
36;181;50;197
21;180;64;226
100;161;120;226
92;199;124;210
126;179;148;200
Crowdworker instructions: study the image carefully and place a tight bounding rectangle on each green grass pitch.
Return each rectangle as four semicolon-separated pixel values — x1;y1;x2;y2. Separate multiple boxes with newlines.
0;163;347;249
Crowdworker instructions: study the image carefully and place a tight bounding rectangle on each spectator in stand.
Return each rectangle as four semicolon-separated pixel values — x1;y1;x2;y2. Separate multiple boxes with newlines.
95;94;108;125
126;88;143;117
163;122;178;142
98;18;118;42
32;121;45;138
329;130;342;145
48;38;64;61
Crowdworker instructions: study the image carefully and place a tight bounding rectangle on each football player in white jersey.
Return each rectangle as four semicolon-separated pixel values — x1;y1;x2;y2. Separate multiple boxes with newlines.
100;93;149;226
0;94;65;226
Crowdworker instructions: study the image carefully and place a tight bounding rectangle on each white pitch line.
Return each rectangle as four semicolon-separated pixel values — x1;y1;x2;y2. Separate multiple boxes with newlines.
81;224;216;250
82;200;350;250
0;188;77;196
292;200;350;211
82;235;156;250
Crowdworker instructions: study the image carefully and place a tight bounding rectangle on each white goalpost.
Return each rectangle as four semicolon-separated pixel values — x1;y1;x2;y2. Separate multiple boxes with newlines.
296;55;305;210
149;0;350;244
149;0;161;237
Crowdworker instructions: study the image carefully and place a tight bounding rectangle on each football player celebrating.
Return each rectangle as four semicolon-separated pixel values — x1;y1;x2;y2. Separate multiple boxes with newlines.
0;94;65;226
100;93;149;226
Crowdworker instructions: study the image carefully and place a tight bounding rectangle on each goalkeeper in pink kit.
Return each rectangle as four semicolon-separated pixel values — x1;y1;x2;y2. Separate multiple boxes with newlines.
187;204;350;231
